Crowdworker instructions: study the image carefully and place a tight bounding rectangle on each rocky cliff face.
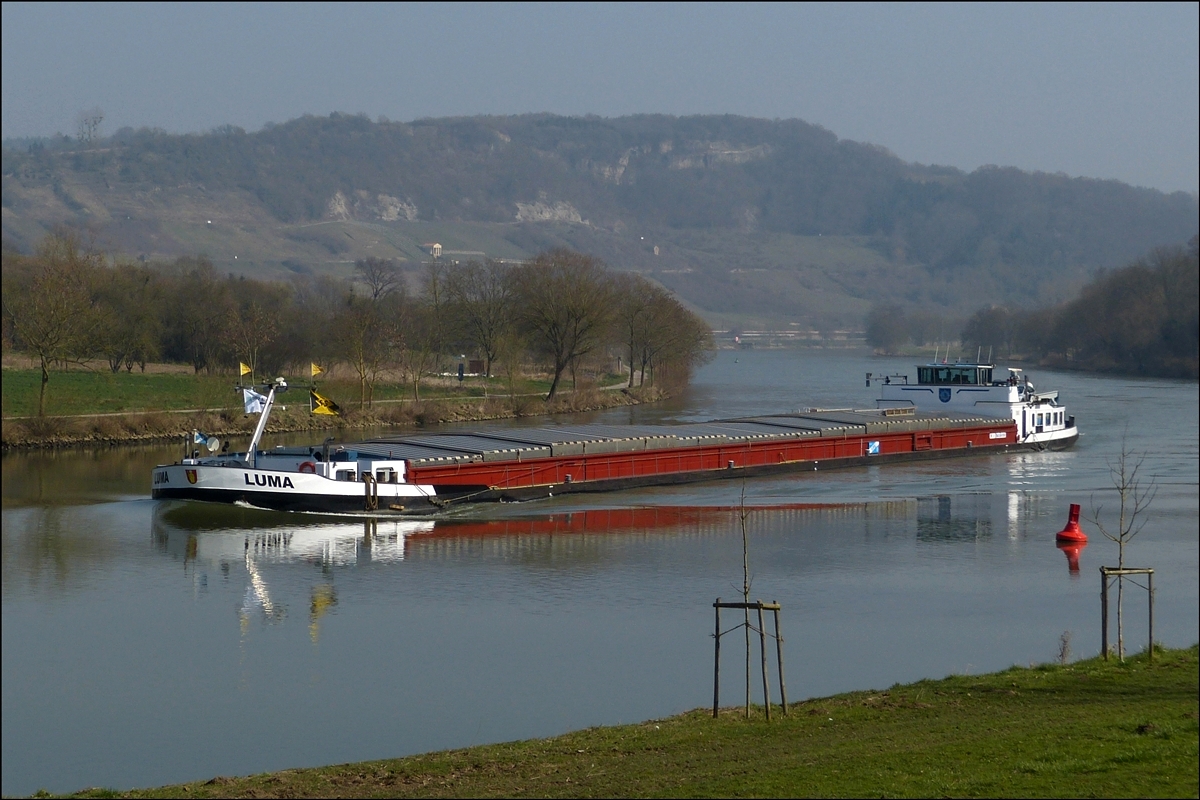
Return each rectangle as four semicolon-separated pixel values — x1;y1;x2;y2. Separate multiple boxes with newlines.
325;191;419;222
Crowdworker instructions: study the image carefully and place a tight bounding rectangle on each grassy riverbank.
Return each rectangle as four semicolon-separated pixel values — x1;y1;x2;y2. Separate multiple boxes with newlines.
1;366;651;450
0;365;569;418
63;645;1198;799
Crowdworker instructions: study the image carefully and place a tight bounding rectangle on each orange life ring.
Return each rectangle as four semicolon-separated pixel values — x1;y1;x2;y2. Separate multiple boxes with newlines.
299;461;317;474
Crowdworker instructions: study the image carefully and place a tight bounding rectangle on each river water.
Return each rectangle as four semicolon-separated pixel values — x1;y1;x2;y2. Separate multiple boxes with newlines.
3;348;1197;795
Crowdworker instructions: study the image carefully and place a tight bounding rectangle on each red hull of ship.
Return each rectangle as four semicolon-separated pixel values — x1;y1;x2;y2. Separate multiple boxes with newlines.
407;421;1017;499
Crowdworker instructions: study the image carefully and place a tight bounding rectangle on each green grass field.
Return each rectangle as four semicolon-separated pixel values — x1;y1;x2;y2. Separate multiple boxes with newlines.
1;369;235;417
67;646;1198;799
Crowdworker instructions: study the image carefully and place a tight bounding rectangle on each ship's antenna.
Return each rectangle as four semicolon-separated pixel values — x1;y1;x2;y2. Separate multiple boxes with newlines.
987;345;993;363
977;345;982;363
934;343;940;363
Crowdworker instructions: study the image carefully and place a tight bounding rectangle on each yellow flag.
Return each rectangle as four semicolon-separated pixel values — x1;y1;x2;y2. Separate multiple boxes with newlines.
311;362;324;378
310;390;341;416
239;362;252;377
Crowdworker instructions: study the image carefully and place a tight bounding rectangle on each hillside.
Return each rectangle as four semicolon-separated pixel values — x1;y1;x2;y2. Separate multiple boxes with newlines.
3;113;1196;328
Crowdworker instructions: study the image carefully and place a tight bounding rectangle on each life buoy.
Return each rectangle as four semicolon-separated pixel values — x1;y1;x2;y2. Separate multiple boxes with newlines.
299;461;317;474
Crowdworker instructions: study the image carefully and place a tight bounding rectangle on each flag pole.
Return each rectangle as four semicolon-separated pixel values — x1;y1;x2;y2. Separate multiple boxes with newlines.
245;385;277;469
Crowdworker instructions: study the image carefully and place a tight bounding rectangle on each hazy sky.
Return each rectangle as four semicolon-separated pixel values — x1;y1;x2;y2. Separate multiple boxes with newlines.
3;2;1197;193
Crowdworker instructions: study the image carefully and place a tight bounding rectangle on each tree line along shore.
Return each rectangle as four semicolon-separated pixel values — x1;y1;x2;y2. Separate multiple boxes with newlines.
57;645;1198;799
864;236;1199;379
2;232;711;447
4;229;1195;452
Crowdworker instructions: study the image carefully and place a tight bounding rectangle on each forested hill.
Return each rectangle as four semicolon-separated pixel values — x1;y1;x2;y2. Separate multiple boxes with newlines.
3;113;1196;326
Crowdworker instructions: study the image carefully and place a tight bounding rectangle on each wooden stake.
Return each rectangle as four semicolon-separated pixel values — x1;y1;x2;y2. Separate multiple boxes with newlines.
713;599;721;718
773;605;788;714
758;602;771;721
1100;569;1109;660
1099;567;1154;662
1148;572;1154;663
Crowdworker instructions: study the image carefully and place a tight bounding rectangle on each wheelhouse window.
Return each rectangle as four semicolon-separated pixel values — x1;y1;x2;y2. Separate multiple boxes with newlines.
918;366;988;385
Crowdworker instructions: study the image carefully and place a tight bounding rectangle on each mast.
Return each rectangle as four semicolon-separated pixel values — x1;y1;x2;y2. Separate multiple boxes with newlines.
246;379;285;468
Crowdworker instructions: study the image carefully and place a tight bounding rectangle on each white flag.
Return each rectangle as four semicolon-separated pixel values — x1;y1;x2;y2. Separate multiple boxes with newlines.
243;388;268;414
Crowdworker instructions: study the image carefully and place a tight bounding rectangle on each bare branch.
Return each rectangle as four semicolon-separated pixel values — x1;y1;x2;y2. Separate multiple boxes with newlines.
354;257;403;301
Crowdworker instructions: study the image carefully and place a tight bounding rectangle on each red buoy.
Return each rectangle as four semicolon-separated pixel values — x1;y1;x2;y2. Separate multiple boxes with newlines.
1056;503;1087;542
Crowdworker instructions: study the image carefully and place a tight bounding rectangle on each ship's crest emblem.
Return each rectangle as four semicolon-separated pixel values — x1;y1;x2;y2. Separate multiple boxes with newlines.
185;469;198;484
939;388;952;403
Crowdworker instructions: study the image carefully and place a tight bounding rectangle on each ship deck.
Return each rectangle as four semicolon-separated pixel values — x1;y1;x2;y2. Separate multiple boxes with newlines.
344;408;1003;467
290;408;1020;501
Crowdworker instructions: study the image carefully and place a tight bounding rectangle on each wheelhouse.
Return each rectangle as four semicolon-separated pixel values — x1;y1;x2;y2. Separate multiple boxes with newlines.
917;364;994;386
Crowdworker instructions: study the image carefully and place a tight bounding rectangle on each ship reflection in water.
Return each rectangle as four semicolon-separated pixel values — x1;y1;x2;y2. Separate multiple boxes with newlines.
153;504;435;640
917;495;993;541
151;490;1078;638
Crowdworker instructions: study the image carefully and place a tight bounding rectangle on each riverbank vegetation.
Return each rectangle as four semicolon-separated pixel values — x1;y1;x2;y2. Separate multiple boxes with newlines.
2;232;711;427
64;645;1198;798
0;380;662;450
866;237;1199;379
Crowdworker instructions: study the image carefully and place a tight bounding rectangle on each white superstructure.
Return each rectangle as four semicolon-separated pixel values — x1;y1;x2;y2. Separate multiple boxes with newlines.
876;362;1078;448
152;378;439;513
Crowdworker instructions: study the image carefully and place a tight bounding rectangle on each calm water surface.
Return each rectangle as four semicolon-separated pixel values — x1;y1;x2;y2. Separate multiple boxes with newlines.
3;349;1197;795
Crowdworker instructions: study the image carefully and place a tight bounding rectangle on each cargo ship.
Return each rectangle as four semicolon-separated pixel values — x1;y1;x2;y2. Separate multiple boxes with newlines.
151;362;1077;514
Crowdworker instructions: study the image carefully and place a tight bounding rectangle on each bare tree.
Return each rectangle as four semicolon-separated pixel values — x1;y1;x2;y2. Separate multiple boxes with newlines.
739;483;753;717
421;260;449;377
642;290;713;388
1;230;104;415
225;294;284;383
95;264;163;373
334;295;396;408
394;295;445;402
161;257;234;374
354;257;403;301
289;273;353;368
1089;437;1158;661
612;272;656;387
614;274;712;388
512;249;614;399
445;259;513;377
75;107;104;144
493;329;529;411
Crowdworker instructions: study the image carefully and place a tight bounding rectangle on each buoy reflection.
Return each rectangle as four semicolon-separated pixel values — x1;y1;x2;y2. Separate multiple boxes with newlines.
1056;540;1087;577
